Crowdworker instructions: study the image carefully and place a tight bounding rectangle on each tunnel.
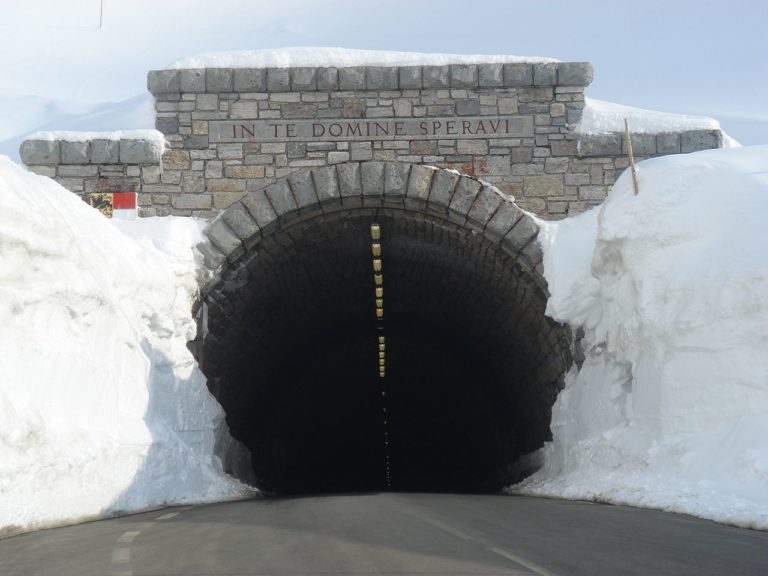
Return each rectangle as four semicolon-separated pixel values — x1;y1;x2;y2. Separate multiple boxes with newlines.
199;162;572;495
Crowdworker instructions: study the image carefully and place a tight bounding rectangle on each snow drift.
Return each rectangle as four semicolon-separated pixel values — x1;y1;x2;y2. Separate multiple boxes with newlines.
0;157;252;537
513;145;768;529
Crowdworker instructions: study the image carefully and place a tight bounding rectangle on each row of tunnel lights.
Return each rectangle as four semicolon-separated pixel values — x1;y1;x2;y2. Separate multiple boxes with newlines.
371;223;391;489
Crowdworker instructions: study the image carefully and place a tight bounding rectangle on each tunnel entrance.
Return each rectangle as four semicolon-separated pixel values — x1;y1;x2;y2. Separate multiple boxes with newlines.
200;162;571;495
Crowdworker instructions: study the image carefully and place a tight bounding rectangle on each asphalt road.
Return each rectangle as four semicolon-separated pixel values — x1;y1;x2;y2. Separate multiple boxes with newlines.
1;493;767;576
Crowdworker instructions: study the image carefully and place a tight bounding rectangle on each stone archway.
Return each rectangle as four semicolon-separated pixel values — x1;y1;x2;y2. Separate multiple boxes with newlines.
198;161;571;494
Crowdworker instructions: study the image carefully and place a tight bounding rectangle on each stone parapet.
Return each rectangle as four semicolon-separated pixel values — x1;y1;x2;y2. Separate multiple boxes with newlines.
20;135;164;210
147;62;594;95
577;129;723;157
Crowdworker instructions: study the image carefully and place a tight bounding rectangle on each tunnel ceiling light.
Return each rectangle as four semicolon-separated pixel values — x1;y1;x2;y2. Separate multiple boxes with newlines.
375;287;384;298
379;343;385;352
378;336;385;344
370;224;381;240
379;351;385;360
373;259;382;272
372;243;381;257
376;298;384;309
376;308;384;319
374;274;383;286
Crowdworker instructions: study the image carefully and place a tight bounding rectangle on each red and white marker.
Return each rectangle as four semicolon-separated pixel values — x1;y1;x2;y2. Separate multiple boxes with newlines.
111;192;137;220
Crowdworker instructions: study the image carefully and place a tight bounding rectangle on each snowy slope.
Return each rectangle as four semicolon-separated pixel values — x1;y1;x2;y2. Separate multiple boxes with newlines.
0;157;253;536
513;146;768;529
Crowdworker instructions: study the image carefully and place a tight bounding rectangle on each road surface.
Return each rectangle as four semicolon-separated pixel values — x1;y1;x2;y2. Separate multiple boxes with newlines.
1;493;767;575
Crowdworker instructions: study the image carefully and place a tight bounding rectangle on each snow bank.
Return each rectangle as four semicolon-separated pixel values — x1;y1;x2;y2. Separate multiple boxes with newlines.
168;46;558;69
578;98;721;135
512;146;768;529
0;157;253;537
27;128;165;145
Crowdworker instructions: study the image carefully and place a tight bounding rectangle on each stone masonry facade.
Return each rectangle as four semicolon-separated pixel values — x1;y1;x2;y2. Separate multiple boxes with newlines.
20;61;723;221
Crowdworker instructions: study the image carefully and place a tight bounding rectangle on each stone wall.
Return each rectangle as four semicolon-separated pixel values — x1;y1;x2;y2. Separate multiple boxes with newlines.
20;61;723;221
19;137;163;203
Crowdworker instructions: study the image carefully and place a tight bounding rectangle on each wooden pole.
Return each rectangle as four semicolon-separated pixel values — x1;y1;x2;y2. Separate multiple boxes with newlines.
624;118;639;195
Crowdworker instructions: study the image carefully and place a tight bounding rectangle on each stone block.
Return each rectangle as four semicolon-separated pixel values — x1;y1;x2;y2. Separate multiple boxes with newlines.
457;140;488;155
623;133;657;156
213;191;242;210
506;214;539;254
19;140;59;165
328;151;350;164
350;141;373;161
550;139;578;156
503;63;533;86
384;162;410;198
399;67;422;89
196;93;219;111
222;202;260;240
234;68;267;92
656;132;681;154
317;68;339;90
282;103;317;119
339;67;366;90
230;100;259;119
479;63;504;87
60;141;89;164
147;70;180;94
206;217;241;256
523;174;564;197
287;170;317;207
410;140;438;155
393;100;412;117
423;66;450;88
485;200;524;239
241;190;279;228
343;98;366;118
468;185;503;225
180;69;205;92
90;139;119;164
449;176;481;216
173;193;212;210
367;67;398;90
449;65;478;87
361;161;385;198
265;179;297;215
225;165;266;178
407;164;435;202
475;156;510;175
155;117;179;135
498;97;518;115
208;179;246;193
456;99;480;116
533;63;557;86
578;134;621;157
429;170;460;208
557;62;593;86
311;165;340;202
681;130;722;153
182;135;209;150
58;165;97;177
291;67;317;90
206;69;233;92
267;68;291;91
337;162;361;197
120;139;161;164
163;149;191;170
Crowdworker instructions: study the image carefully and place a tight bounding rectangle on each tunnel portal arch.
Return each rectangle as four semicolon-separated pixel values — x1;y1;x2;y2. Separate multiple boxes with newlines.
199;161;572;494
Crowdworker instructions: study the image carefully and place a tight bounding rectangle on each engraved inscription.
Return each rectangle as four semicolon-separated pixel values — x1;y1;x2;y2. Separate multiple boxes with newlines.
209;116;533;143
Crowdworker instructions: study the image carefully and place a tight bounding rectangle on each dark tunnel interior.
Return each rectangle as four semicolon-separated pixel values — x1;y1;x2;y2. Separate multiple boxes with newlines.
201;207;571;495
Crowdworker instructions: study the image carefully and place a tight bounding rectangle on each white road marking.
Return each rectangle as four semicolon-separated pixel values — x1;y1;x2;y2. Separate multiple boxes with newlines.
112;547;130;563
155;512;179;520
486;545;556;576
117;531;140;544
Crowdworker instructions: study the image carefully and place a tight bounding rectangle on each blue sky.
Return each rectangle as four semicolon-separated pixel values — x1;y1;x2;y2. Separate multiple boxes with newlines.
1;0;766;144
